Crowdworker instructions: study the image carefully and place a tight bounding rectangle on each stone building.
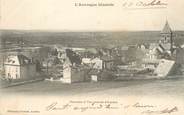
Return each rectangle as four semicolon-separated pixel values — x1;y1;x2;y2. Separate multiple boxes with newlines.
4;54;36;80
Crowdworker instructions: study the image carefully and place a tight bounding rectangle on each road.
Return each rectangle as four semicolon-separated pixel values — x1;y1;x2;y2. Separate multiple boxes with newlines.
1;77;184;99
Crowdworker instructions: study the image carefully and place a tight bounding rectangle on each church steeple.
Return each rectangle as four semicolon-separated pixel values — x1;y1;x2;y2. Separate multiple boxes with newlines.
160;20;174;53
161;20;172;34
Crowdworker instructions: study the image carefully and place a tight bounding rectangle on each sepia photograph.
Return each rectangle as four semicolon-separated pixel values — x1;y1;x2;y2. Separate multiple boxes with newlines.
0;0;184;115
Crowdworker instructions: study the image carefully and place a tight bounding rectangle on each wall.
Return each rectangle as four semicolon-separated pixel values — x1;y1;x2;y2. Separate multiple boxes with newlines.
62;65;87;83
20;64;36;79
62;64;72;83
71;68;86;83
4;65;20;79
154;59;175;77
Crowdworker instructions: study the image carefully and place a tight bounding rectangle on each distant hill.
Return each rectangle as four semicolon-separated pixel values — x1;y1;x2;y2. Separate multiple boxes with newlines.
1;30;184;48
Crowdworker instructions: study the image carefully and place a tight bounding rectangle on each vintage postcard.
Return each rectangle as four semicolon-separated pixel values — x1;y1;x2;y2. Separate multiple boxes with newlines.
0;0;184;115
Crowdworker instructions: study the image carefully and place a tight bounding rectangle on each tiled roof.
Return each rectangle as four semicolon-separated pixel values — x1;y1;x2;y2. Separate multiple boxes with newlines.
161;21;172;34
5;54;31;65
17;54;31;65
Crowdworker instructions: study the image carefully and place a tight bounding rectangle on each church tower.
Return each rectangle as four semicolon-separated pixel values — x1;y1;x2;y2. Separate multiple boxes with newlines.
160;20;173;53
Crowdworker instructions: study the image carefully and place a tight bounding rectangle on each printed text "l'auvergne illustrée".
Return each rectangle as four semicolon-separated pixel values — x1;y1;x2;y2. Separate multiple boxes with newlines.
74;0;168;9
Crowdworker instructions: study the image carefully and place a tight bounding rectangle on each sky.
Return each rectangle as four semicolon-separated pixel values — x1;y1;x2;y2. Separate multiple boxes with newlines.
0;0;184;31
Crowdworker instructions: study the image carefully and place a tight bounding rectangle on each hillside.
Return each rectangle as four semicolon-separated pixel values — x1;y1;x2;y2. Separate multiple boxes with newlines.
1;30;184;48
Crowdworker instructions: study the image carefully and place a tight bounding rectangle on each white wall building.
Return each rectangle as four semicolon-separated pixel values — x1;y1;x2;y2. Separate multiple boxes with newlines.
61;57;87;84
82;57;103;69
4;54;36;80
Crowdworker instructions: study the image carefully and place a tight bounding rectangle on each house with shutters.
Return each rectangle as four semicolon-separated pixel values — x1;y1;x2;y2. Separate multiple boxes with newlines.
4;54;36;80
